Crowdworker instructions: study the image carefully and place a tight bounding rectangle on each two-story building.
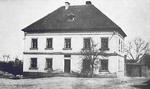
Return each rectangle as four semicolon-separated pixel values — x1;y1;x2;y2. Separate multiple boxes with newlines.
22;1;127;77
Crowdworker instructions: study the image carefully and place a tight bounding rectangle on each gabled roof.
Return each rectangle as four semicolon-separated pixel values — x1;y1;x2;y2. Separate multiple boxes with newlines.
22;4;127;37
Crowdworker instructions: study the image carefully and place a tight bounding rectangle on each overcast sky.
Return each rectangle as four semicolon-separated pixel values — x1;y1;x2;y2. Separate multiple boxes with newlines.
0;0;150;59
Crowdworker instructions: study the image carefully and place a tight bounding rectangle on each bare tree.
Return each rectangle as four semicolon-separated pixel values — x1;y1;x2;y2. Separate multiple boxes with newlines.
125;38;149;62
3;55;10;62
80;39;100;77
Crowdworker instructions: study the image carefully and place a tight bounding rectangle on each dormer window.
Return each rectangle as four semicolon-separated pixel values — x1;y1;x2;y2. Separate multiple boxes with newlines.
67;13;75;22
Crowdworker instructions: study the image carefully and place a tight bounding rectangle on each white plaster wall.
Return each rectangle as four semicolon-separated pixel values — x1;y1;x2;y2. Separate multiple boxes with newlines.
23;55;46;72
23;55;64;72
108;56;118;73
23;54;82;73
117;56;125;77
71;55;82;72
23;32;125;75
23;54;125;76
24;32;120;53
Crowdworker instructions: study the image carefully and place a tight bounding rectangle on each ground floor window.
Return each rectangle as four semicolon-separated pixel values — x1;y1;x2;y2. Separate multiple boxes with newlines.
30;58;37;69
100;60;108;72
45;58;53;70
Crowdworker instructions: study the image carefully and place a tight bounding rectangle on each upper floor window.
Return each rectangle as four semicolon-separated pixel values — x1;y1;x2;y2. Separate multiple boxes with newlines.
121;41;123;52
121;41;122;52
119;39;124;53
64;38;71;50
46;38;53;49
83;38;91;49
31;38;38;49
101;37;109;50
119;39;121;52
30;58;38;69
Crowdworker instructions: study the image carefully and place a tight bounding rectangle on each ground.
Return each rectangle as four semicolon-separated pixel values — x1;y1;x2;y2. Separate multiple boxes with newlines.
0;77;150;89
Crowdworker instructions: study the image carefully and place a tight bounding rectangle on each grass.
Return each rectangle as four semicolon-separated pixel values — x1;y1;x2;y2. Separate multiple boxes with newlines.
0;77;149;89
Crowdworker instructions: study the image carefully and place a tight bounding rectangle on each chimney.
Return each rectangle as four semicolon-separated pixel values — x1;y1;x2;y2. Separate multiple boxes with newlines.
65;2;70;10
86;1;92;5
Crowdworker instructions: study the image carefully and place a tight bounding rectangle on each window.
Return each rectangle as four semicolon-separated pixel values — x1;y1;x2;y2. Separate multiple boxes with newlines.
46;38;53;49
67;13;75;22
100;60;108;71
64;38;71;49
45;58;53;69
119;39;121;52
121;41;122;52
121;41;124;53
101;37;109;50
31;38;38;49
119;39;123;52
30;58;37;69
84;38;91;49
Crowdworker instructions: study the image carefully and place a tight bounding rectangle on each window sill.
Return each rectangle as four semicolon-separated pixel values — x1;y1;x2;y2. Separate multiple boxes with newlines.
81;48;92;50
63;48;72;50
82;47;91;49
99;70;109;72
44;68;53;70
30;48;38;50
29;67;38;70
45;48;53;50
99;48;109;51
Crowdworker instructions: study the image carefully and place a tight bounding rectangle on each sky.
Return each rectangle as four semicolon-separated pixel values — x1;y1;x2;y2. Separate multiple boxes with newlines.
0;0;150;60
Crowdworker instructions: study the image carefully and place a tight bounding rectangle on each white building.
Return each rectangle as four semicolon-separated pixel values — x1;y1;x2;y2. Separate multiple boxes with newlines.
22;1;127;77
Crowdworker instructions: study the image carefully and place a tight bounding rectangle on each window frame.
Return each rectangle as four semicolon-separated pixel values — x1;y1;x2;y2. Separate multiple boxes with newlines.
83;37;91;49
30;38;38;50
45;38;53;50
29;58;38;70
99;59;108;72
119;39;121;52
67;13;75;22
100;37;109;51
45;58;53;70
63;38;72;50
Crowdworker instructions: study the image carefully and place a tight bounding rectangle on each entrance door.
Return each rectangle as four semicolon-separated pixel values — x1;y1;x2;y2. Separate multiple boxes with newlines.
64;60;71;73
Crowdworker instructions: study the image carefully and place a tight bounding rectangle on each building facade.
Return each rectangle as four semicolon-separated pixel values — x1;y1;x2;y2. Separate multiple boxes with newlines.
22;1;127;77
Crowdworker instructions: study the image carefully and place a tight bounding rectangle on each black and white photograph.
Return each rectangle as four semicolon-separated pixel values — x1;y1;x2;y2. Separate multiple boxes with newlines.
0;0;150;89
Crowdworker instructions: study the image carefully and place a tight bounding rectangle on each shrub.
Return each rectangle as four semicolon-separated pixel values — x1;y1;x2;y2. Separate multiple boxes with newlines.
0;59;23;76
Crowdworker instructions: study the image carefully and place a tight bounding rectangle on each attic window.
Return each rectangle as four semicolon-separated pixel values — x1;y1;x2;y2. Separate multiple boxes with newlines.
67;13;75;22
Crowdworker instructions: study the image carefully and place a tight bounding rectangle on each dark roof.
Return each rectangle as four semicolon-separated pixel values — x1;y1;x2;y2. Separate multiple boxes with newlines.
22;4;127;37
126;54;150;66
138;54;150;65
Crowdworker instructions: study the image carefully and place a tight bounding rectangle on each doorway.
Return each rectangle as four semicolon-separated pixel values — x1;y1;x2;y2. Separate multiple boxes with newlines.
64;59;71;73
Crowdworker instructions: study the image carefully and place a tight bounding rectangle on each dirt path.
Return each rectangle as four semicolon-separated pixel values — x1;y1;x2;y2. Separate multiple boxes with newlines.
0;77;149;89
